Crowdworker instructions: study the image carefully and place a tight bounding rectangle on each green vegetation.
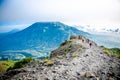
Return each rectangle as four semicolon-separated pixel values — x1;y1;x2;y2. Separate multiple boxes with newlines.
70;35;78;39
64;52;67;55
73;53;79;57
8;57;34;70
60;40;72;47
110;48;120;58
103;48;120;58
78;35;82;39
78;48;82;51
0;62;7;73
68;48;72;51
0;60;16;74
86;39;90;43
0;57;34;74
56;55;63;59
103;48;111;54
44;58;54;66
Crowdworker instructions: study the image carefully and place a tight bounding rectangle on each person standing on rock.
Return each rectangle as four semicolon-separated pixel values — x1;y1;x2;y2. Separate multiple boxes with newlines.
89;42;92;48
82;37;85;43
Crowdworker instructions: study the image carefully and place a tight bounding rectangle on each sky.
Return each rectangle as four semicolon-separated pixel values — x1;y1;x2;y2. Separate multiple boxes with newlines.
0;0;120;32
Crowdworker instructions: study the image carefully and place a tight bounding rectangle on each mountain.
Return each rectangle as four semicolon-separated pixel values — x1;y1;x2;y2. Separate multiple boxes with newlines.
8;29;20;33
0;22;90;60
1;35;120;80
0;29;19;39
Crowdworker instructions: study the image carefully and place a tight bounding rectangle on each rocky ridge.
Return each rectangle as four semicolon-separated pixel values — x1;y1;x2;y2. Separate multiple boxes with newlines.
0;35;120;80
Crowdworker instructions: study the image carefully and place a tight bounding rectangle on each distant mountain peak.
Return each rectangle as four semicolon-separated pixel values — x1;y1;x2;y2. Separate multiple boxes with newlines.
32;21;64;25
0;22;90;60
9;29;20;33
25;22;66;30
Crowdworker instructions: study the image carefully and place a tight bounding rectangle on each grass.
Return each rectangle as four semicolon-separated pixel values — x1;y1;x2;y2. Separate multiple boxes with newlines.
78;48;82;51
68;48;72;51
0;60;16;74
103;48;112;54
56;55;63;59
0;62;7;74
10;57;34;69
110;48;120;58
0;57;34;74
44;58;54;66
70;35;79;39
103;48;120;58
64;52;67;55
60;40;72;47
73;53;79;57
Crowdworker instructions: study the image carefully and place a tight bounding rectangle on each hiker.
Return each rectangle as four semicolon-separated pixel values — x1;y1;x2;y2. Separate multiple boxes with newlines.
82;37;85;43
89;42;92;47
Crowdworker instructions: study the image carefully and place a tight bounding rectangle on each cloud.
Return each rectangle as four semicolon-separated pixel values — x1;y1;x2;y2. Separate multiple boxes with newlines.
0;0;120;29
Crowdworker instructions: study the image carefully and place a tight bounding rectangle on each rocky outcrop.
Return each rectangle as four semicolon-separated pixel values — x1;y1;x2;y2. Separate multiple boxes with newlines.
0;35;120;80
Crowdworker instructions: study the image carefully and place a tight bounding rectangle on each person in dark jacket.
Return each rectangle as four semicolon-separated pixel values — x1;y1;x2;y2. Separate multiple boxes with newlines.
82;37;85;43
89;42;92;48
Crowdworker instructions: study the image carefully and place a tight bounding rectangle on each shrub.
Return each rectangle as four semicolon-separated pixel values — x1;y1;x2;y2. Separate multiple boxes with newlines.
64;52;67;55
0;60;15;73
70;35;78;39
56;55;63;59
103;48;120;58
44;59;54;66
46;60;54;66
60;40;72;47
78;35;82;39
110;48;120;58
68;48;72;51
44;58;49;63
78;48;82;51
103;48;112;55
73;53;79;57
8;57;34;70
0;62;7;73
86;39;90;43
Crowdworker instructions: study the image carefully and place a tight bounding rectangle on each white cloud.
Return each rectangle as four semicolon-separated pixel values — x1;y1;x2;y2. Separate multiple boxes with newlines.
0;0;120;31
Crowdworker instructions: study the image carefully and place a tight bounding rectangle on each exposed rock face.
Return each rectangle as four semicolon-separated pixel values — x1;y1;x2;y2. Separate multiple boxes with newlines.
0;35;120;80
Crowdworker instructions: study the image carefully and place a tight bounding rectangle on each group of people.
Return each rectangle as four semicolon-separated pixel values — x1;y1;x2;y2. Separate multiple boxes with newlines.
82;37;92;48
